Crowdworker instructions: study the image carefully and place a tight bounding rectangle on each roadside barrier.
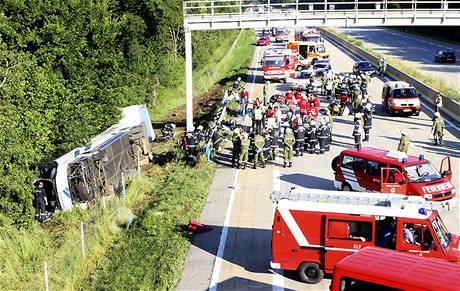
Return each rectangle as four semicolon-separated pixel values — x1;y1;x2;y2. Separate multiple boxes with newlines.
320;28;460;123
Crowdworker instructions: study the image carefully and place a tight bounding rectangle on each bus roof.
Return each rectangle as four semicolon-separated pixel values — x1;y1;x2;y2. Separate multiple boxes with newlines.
335;247;460;290
341;147;429;167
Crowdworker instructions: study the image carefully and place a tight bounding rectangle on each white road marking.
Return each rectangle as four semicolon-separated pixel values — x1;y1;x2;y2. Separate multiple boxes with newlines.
208;169;239;291
418;48;429;52
272;169;284;291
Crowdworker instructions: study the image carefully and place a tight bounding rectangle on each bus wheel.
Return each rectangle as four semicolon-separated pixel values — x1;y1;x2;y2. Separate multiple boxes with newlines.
298;262;324;284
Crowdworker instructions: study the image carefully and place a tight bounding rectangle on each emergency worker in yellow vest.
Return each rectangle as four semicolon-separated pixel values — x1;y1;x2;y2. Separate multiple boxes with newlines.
283;127;295;168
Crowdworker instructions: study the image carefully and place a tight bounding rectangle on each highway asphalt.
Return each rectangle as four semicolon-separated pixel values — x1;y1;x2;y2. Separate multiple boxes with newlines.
337;27;460;89
177;33;460;291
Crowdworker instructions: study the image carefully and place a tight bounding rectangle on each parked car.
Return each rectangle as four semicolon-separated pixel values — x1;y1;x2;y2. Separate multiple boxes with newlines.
256;36;271;46
435;50;456;63
352;60;377;76
311;60;333;76
289;70;322;91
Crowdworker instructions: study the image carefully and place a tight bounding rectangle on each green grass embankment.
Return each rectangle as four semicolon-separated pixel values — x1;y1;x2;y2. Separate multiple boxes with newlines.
0;28;255;290
152;29;255;122
323;27;460;102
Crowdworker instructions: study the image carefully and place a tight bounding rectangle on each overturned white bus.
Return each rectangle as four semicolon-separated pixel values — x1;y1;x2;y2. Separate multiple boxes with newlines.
35;104;155;212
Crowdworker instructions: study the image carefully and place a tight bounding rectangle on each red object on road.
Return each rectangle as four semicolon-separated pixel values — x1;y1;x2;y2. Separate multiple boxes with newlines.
188;219;212;233
331;247;460;291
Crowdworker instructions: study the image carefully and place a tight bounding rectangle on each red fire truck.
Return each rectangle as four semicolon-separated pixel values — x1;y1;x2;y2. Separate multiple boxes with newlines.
332;147;456;207
263;49;308;82
331;247;460;291
270;189;460;284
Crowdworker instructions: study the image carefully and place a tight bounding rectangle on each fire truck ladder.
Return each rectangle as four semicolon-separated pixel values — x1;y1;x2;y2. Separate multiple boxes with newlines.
271;189;450;212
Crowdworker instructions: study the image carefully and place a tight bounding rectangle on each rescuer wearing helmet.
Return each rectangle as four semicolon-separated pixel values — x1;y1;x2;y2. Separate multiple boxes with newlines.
283;127;295;168
352;113;364;149
231;128;242;168
293;119;306;156
239;132;250;169
432;112;445;146
254;132;266;169
398;129;410;153
263;81;271;106
33;181;48;222
307;119;318;154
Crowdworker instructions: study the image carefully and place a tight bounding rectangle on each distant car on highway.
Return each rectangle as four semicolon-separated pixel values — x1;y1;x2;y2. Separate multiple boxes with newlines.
434;50;456;63
256;36;270;46
353;60;377;76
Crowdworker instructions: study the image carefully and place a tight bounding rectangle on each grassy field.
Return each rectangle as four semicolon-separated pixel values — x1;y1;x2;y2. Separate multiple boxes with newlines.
324;27;460;102
152;29;255;122
0;29;255;290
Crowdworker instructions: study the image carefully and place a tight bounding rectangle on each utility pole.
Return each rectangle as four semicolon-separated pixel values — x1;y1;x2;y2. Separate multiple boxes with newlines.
185;28;193;131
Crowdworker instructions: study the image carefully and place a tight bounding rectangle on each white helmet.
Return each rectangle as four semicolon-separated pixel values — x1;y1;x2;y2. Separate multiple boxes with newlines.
197;125;203;131
171;124;176;129
190;126;195;132
237;77;242;81
234;128;240;134
285;127;293;134
354;112;362;118
434;112;441;118
266;81;270;84
400;129;407;136
243;132;249;139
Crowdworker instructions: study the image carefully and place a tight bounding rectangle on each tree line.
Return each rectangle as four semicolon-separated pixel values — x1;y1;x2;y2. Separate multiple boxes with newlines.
0;0;234;225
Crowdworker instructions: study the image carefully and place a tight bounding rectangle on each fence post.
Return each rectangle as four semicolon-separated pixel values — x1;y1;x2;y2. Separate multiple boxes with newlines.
44;261;49;291
81;222;85;258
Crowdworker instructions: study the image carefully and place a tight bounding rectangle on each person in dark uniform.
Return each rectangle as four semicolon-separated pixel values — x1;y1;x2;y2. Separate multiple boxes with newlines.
362;101;373;142
352;113;364;149
34;181;48;222
184;127;197;157
317;118;328;154
306;120;318;154
293;119;306;156
231;128;242;168
262;128;272;160
269;127;279;161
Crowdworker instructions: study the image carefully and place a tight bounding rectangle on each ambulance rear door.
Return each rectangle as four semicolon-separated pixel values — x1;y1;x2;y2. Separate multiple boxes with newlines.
324;214;375;272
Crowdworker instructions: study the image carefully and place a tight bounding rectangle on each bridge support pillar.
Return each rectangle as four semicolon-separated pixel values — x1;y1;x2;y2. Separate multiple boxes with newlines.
185;29;193;132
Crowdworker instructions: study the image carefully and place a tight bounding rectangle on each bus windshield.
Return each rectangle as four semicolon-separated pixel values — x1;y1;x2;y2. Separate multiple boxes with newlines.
404;162;441;183
265;57;285;67
431;215;450;249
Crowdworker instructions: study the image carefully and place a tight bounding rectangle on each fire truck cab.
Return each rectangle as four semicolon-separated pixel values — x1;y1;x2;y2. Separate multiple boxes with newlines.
333;147;456;207
270;189;460;284
263;49;307;82
287;41;329;64
382;81;421;116
331;247;460;291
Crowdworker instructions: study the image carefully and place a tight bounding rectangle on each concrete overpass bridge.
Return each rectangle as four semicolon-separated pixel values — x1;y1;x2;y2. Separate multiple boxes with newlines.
183;0;460;129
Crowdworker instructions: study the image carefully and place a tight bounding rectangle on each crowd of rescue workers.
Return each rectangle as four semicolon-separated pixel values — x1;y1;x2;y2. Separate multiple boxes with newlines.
179;63;446;169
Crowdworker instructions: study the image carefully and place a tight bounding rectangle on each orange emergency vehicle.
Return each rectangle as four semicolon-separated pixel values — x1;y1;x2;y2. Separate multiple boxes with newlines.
270;189;460;284
331;247;460;291
382;81;421;116
333;147;456;207
287;41;329;63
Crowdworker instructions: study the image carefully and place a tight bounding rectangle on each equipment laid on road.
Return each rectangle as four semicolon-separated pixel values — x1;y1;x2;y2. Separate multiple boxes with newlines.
332;147;456;208
330;247;460;291
270;188;460;284
381;81;421;116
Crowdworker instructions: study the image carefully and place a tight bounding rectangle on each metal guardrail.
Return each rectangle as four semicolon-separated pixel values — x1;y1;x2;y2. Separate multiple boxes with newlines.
184;0;460;29
320;28;460;123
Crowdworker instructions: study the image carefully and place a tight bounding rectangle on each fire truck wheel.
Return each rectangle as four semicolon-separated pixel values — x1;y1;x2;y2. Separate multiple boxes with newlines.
342;184;352;192
331;156;339;171
298;262;324;284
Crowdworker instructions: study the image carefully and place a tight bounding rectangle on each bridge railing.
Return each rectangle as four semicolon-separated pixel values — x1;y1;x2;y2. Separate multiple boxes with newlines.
184;0;460;18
